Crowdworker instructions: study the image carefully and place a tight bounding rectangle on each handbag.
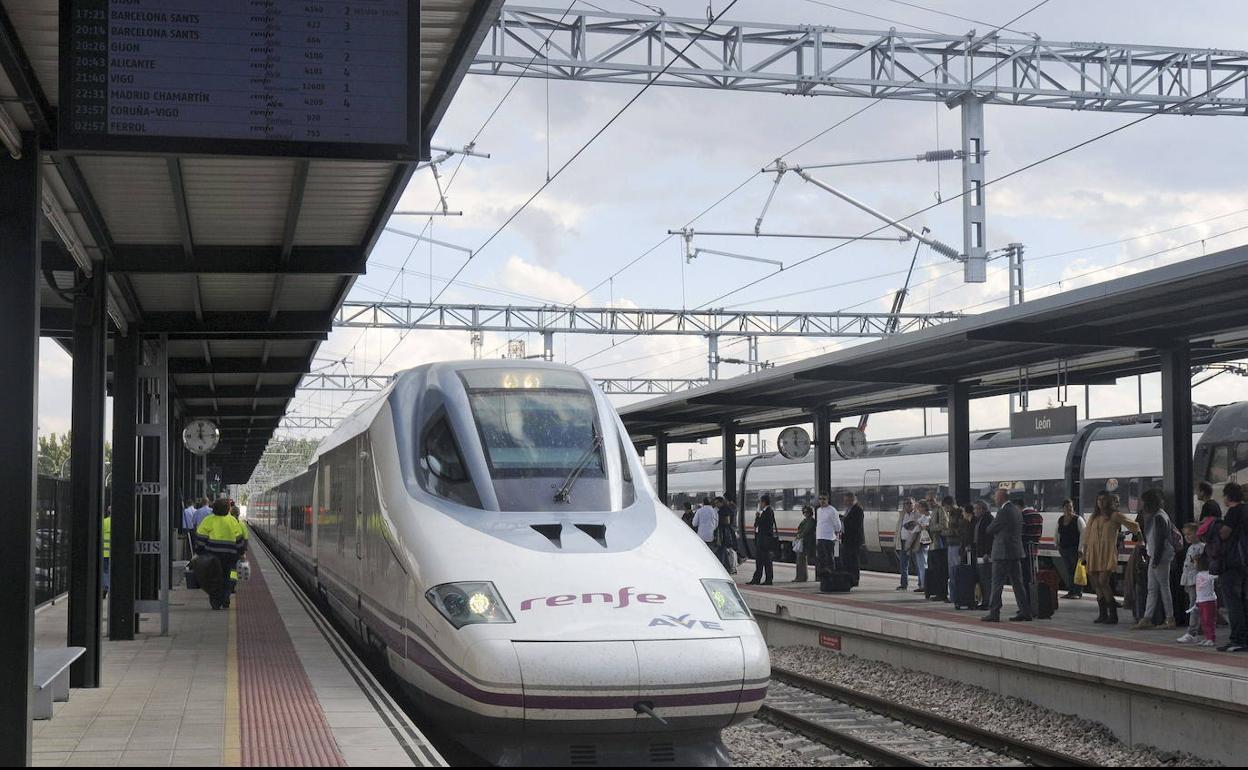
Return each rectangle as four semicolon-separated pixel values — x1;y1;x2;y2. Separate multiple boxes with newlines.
792;539;805;555
1074;560;1088;587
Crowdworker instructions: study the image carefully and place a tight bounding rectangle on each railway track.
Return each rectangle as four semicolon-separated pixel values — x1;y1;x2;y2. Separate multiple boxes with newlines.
761;667;1095;767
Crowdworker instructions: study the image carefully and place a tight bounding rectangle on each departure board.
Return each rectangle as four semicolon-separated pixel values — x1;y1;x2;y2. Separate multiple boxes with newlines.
60;1;419;160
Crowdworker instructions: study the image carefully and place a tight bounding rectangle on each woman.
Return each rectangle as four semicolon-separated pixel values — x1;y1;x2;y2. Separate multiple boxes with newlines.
714;508;739;575
1132;488;1177;631
1056;499;1085;599
914;499;932;594
794;505;817;583
1082;492;1140;625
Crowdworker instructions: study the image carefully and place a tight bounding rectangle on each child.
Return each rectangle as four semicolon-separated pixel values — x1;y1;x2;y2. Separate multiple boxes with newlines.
1177;523;1205;644
1193;554;1218;648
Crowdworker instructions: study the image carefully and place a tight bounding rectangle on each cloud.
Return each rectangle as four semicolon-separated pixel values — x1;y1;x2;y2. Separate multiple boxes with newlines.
497;255;589;304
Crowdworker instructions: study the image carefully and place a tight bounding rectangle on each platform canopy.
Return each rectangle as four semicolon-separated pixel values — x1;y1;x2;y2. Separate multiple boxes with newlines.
620;246;1248;445
1;0;502;482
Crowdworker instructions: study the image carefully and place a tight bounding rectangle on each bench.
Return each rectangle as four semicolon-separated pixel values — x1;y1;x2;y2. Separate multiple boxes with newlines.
33;647;86;720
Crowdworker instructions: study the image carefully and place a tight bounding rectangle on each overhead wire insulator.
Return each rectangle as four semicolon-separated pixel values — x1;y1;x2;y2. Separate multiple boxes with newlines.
927;239;962;260
922;149;960;162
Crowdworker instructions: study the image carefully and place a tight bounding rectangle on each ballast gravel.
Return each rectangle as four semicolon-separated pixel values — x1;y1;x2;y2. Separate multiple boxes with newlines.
766;646;1220;767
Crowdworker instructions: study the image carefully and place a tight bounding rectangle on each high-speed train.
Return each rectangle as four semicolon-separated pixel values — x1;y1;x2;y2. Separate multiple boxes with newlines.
248;361;768;767
657;402;1248;573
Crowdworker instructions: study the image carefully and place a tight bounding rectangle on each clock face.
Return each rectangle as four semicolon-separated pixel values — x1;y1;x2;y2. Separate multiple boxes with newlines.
777;426;812;460
834;427;868;459
182;420;220;456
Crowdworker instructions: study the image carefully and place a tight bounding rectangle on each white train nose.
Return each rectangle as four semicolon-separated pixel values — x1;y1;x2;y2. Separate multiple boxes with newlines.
512;638;756;733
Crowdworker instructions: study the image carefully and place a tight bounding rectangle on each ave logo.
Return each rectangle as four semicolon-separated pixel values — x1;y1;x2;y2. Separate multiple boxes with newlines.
649;613;723;631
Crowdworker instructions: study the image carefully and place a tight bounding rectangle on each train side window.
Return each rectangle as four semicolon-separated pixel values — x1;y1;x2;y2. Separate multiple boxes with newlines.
616;436;636;507
1210;445;1231;484
1234;443;1248;481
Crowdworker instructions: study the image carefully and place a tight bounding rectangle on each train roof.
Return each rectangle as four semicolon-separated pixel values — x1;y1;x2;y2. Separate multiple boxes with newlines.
655;408;1220;474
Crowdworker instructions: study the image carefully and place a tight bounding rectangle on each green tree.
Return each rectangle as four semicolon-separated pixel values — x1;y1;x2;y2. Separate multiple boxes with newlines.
37;432;72;477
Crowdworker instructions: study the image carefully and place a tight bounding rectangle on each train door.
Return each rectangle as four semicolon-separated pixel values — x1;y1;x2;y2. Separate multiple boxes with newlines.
862;469;882;553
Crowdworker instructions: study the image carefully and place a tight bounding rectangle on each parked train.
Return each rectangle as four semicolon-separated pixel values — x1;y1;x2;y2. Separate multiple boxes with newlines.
656;402;1248;573
248;361;768;767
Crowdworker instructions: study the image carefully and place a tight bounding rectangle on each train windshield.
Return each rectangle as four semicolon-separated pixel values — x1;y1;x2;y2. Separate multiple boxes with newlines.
458;368;633;511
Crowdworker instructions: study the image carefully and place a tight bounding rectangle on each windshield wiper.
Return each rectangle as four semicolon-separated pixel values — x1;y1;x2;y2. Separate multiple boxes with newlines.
554;430;603;503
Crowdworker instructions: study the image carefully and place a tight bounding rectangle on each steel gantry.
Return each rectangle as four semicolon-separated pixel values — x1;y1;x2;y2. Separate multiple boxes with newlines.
472;4;1248;282
333;300;961;379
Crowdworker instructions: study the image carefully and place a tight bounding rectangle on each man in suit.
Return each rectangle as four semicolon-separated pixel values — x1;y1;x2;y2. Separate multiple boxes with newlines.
841;492;865;587
748;494;777;586
983;487;1033;623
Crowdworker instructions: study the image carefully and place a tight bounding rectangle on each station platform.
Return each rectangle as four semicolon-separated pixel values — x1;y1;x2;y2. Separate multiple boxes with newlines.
737;561;1247;764
31;543;444;768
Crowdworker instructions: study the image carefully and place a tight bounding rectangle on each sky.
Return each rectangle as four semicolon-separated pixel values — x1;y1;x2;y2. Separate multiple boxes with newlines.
36;0;1248;466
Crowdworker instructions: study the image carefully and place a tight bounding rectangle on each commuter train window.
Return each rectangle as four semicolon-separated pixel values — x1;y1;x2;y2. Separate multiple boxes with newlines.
1234;443;1248;481
424;416;468;483
464;375;602;477
1210;445;1231;483
616;435;636;507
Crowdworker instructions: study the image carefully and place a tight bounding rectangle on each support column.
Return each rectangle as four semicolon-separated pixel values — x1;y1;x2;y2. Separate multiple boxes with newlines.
109;331;139;641
654;434;668;505
947;382;971;504
0;131;40;767
68;262;108;688
720;421;736;505
960;96;987;283
812;407;832;499
542;331;554;362
707;335;719;380
1161;345;1194;525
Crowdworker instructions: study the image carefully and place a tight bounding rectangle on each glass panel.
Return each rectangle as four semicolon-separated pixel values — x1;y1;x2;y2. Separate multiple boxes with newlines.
469;390;601;475
1210;445;1231;483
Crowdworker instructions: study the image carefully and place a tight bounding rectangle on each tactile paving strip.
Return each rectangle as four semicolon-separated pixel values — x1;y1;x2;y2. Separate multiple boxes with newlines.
236;558;348;766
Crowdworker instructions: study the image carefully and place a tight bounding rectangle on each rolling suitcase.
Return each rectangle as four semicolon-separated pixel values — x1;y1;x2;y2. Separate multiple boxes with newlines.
925;547;948;600
953;564;979;609
819;541;854;593
1037;581;1057;619
1037;568;1060;613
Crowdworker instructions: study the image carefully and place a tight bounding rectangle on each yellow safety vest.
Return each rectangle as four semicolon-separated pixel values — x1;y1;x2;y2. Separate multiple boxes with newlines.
195;514;246;557
102;516;111;558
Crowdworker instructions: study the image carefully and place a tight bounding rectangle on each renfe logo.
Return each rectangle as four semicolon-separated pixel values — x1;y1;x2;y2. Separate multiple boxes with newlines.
520;586;666;611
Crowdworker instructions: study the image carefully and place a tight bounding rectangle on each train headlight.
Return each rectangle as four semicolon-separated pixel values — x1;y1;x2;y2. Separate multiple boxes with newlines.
426;582;515;629
701;579;752;621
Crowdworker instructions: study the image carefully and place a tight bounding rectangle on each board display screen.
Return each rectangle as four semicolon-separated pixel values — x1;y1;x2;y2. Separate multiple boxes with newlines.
60;0;419;159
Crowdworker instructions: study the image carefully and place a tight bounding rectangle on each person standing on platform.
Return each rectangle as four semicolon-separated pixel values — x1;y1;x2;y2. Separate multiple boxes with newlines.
714;507;739;575
983;488;1031;623
1198;482;1222;521
794;506;816;583
971;500;994;609
191;497;213;530
1217;482;1248;652
934;496;962;602
1056;499;1085;599
682;501;696;530
194;499;246;610
841;492;865;587
815;493;842;580
101;506;111;599
748;494;777;586
1082;492;1140;625
692;497;718;549
1177;523;1206;644
895;498;920;591
914;499;932;594
1133;489;1178;630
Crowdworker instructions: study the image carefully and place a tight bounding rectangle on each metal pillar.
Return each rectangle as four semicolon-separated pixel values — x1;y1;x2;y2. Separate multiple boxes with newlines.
542;331;554;362
1007;243;1025;306
947;382;971;504
720;421;737;504
136;338;171;634
109;331;139;641
959;96;987;283
0;131;40;766
707;335;720;380
1160;345;1194;525
68;263;108;688
654;434;668;505
812;406;832;497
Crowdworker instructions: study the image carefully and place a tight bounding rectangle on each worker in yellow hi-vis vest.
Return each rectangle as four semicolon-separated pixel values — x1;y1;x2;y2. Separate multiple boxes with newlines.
194;499;246;610
102;506;112;599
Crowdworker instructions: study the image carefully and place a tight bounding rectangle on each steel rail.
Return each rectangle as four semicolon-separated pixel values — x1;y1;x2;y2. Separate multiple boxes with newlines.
769;666;1095;767
756;701;925;766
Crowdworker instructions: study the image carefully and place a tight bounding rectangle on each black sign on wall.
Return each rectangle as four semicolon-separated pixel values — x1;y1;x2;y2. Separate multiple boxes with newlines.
1010;405;1079;439
59;0;420;160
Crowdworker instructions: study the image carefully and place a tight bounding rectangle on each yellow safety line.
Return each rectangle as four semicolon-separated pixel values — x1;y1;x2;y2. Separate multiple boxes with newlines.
224;596;242;767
